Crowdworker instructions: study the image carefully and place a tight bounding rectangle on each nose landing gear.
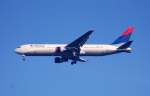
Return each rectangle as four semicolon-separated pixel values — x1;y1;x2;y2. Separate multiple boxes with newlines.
22;55;26;61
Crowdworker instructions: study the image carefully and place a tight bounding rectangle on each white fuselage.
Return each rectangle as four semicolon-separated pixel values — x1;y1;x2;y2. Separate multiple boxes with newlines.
15;44;131;56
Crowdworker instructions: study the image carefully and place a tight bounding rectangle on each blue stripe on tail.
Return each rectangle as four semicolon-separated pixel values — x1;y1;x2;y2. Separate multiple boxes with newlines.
112;33;132;44
112;27;134;44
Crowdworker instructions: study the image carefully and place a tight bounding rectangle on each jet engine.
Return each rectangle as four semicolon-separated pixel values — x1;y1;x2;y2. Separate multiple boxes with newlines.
54;57;68;63
55;57;62;63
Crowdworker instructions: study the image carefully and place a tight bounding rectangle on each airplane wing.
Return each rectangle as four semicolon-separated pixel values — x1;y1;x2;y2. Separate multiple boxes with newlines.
65;30;94;48
61;30;93;64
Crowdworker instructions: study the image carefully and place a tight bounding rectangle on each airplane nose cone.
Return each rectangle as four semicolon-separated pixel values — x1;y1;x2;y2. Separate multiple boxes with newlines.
15;48;22;54
15;48;19;53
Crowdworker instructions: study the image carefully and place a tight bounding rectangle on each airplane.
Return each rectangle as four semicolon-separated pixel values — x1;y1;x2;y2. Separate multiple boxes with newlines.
15;26;134;64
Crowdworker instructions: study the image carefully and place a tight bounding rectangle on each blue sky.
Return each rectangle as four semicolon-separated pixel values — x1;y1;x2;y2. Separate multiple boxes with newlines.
0;0;150;96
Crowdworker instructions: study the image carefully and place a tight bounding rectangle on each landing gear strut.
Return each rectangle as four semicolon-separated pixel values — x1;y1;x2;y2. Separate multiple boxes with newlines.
22;55;26;61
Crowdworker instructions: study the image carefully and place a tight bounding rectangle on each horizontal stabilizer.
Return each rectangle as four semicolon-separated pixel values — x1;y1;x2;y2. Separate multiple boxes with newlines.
77;58;87;62
118;41;133;49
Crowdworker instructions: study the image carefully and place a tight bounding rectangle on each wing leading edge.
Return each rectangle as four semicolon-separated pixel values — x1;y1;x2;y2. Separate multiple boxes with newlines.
66;30;94;48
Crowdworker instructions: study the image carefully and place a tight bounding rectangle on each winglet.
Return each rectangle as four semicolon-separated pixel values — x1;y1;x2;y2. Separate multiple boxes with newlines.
86;30;94;35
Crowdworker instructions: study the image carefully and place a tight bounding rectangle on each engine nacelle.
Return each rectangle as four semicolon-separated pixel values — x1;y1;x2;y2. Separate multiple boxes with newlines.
55;57;62;63
55;57;63;63
54;57;68;63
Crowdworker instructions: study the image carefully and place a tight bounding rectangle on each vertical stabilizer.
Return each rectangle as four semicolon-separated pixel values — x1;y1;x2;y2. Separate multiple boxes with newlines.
112;26;134;44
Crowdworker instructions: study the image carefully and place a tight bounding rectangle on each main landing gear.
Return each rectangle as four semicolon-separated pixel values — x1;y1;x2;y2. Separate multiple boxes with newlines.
71;60;77;65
